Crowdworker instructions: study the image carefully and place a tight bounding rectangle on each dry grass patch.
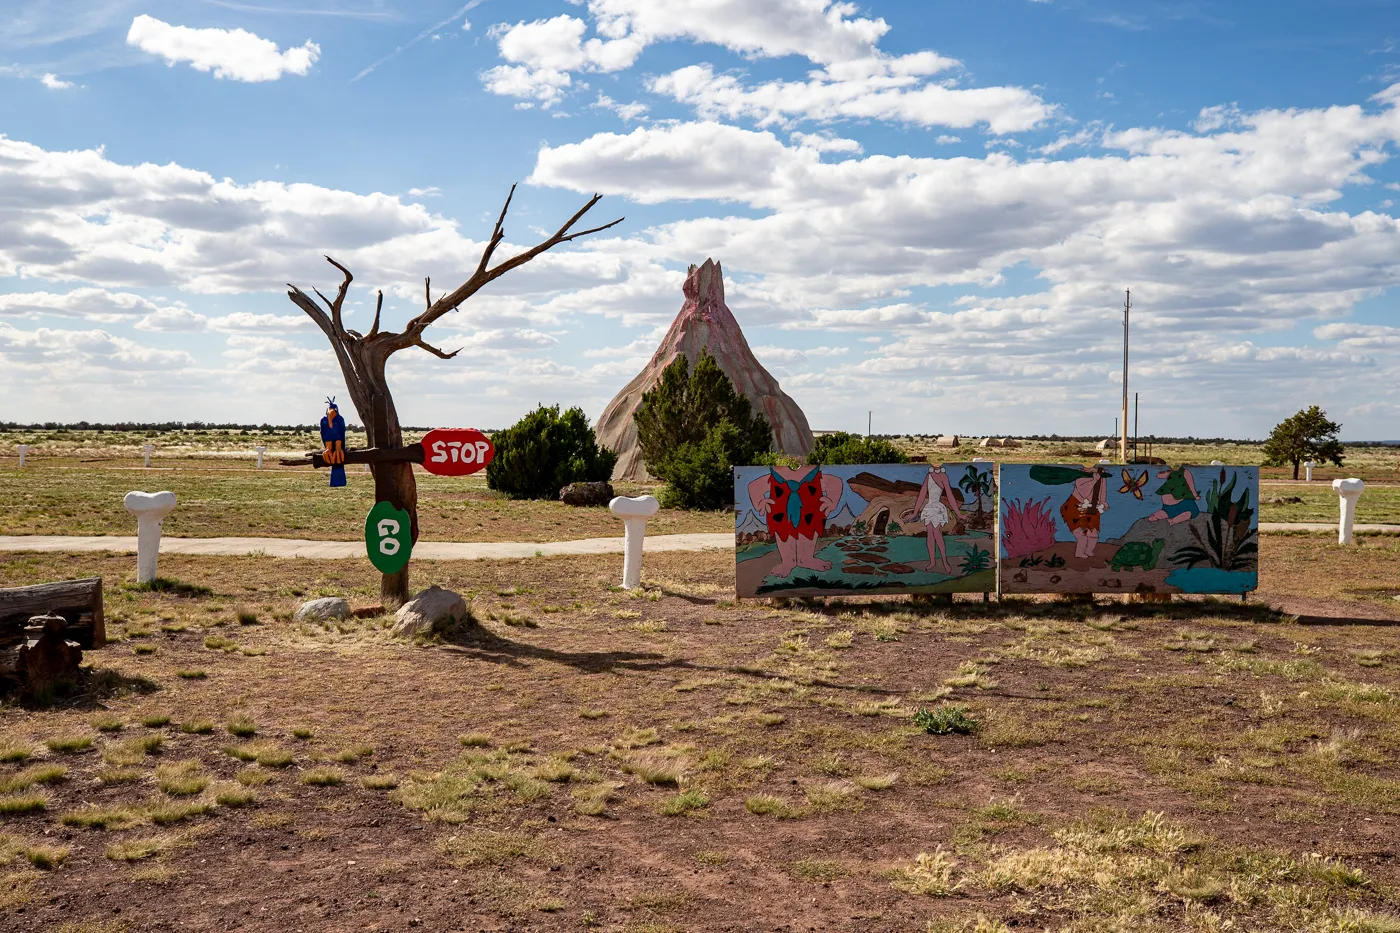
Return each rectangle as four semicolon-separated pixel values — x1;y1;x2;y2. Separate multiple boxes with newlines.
0;736;33;763
45;735;92;754
299;767;344;787
620;751;686;787
0;763;66;794
60;804;144;830
105;835;179;862
890;848;962;896
226;716;257;738
155;760;209;797
659;789;709;816
360;773;399;790
744;794;799;818
0;793;47;815
437;829;548;868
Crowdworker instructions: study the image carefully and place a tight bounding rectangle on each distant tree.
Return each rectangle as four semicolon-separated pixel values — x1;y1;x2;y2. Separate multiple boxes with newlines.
634;351;772;509
1262;406;1344;480
806;431;909;465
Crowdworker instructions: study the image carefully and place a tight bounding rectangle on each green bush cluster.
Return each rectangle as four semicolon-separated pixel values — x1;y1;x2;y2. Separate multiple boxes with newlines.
805;431;909;466
634;351;773;510
486;405;618;500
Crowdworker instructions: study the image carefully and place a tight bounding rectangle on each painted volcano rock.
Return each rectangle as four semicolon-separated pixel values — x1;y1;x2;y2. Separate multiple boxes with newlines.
596;258;814;480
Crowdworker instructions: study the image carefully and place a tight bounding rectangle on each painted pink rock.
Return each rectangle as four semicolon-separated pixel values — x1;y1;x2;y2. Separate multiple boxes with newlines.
596;258;814;480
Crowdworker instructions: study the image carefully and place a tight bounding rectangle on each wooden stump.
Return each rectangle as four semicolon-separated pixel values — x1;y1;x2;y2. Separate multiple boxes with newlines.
0;615;83;695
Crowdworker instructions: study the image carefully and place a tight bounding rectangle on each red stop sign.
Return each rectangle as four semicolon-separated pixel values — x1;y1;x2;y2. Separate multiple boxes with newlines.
421;428;494;476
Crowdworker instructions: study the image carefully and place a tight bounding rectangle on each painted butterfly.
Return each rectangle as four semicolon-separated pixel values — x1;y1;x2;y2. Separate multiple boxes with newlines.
1119;468;1149;499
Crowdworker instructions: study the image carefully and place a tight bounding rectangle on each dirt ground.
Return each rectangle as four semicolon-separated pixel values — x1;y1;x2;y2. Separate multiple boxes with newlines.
1;534;1399;932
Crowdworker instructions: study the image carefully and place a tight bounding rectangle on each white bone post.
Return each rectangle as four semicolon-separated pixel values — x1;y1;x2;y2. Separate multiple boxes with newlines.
1304;461;1315;482
17;445;29;468
609;495;660;590
123;491;178;583
1332;479;1365;546
142;444;154;468
255;446;267;469
1210;460;1224;466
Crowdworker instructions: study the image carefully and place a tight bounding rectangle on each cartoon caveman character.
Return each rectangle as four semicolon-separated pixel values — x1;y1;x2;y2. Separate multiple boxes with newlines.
1148;465;1201;525
747;465;843;578
320;397;347;488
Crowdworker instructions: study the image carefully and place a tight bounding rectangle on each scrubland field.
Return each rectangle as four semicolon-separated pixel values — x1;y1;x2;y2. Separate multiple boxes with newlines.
0;432;1398;542
0;431;1398;932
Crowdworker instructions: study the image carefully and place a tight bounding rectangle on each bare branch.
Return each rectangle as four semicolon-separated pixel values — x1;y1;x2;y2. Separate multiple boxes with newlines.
473;183;516;278
401;190;622;339
322;256;353;335
413;336;461;360
367;290;383;339
424;277;432;311
555;216;625;245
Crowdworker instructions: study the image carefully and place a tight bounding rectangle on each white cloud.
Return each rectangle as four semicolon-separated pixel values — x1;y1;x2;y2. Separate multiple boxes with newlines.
126;15;320;82
649;58;1052;134
135;306;208;331
0;288;178;322
406;186;442;197
0;321;195;373
39;73;73;90
478;1;1049;132
592;93;649;121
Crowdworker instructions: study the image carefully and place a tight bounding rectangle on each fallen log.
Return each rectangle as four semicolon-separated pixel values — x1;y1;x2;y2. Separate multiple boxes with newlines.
0;577;104;649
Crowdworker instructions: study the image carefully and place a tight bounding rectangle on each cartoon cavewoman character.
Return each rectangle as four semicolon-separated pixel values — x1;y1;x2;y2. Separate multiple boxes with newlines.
904;466;964;574
747;465;844;579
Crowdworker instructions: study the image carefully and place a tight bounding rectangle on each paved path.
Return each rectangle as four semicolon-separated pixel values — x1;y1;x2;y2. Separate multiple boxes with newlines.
1;522;1398;562
1258;522;1400;534
0;533;736;560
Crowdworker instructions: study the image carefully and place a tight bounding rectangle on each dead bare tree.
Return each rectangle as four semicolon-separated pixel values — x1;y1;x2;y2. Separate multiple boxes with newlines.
283;186;622;607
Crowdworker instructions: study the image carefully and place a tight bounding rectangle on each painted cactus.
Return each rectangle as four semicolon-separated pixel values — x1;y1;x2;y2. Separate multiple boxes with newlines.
1001;496;1057;560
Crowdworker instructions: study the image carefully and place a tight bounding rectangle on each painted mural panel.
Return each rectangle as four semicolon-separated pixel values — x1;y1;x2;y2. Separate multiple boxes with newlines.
998;463;1259;596
734;463;998;598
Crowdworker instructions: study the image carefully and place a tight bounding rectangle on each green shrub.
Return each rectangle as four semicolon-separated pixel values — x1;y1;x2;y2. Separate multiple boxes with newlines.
806;431;909;465
486;405;617;500
913;704;979;735
635;351;772;510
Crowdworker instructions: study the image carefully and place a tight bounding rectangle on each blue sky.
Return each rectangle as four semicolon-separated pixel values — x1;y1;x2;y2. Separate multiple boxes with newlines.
2;0;1400;438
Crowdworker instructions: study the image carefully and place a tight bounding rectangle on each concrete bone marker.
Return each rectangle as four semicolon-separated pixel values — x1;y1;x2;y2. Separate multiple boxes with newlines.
142;444;154;468
123;491;177;583
255;446;267;469
17;445;28;468
1333;478;1365;545
1304;461;1316;482
609;495;660;589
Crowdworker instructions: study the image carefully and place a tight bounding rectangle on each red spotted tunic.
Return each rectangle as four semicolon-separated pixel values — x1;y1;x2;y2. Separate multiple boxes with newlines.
767;468;826;541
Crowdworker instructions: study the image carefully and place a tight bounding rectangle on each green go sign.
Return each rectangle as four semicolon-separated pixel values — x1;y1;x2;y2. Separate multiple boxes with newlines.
364;501;413;574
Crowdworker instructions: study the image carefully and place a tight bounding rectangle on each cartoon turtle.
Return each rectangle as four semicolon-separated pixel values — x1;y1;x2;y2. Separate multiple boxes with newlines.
1110;538;1165;572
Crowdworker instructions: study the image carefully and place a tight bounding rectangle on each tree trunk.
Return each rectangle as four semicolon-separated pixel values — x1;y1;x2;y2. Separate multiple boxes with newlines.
1292;459;1300;480
348;351;418;608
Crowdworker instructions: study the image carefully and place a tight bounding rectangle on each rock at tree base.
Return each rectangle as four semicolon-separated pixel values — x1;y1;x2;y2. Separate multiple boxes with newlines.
595;258;813;480
560;481;615;507
293;597;350;622
393;586;470;638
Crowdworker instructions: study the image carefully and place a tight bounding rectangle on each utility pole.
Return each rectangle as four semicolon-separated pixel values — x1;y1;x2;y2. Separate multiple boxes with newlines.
867;411;871;438
1120;289;1131;464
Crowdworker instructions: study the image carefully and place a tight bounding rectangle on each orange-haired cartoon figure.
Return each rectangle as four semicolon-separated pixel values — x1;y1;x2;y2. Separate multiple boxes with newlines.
747;465;843;579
